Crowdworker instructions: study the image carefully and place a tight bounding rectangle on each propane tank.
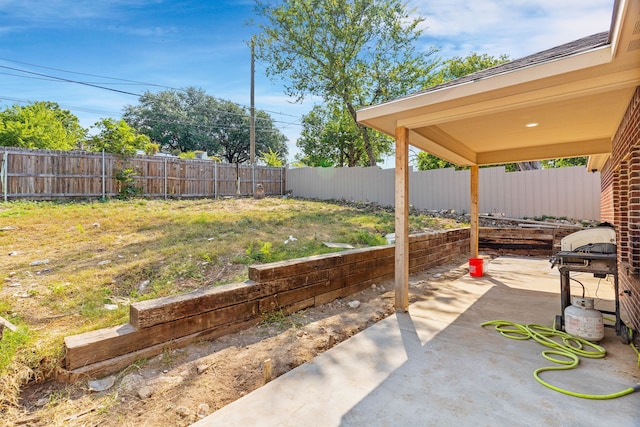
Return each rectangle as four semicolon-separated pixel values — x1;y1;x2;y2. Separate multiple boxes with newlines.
564;297;604;341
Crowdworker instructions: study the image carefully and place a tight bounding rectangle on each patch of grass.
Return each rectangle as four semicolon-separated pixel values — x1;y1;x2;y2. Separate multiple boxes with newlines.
0;197;467;409
158;347;178;366
0;327;31;373
341;229;387;246
245;238;343;263
261;309;306;331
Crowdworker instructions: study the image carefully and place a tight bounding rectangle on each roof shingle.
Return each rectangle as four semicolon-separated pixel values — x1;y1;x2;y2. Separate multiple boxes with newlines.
418;31;610;95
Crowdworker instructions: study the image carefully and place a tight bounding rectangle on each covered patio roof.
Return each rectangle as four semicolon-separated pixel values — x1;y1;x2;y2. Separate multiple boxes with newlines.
357;0;640;170
356;0;640;311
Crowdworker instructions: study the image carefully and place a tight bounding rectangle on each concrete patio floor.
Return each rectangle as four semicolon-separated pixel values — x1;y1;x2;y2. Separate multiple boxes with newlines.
193;256;640;427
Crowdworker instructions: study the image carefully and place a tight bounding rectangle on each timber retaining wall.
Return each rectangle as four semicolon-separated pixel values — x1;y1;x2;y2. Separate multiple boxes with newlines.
61;228;470;381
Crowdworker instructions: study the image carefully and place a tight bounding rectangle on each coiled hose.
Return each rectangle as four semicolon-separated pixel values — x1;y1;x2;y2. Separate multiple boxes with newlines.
481;320;640;399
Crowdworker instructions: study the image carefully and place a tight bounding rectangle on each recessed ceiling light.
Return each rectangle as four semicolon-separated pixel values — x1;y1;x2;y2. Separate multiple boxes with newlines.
525;122;539;128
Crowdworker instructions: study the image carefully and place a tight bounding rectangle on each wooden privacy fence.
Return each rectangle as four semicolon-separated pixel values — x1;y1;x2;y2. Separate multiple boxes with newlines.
0;146;286;200
287;165;601;220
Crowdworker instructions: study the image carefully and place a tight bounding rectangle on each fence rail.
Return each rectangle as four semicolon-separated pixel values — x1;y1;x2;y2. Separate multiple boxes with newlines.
0;147;601;220
0;146;286;200
287;165;601;220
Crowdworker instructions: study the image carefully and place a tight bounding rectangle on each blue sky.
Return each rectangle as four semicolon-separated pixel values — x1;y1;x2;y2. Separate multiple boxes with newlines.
0;0;613;165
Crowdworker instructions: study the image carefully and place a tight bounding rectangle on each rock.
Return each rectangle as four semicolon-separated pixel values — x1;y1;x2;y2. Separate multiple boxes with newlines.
176;406;193;418
34;397;48;407
8;272;16;277
35;268;53;275
347;300;361;309
137;386;154;399
104;304;118;311
93;223;100;228
197;403;210;418
196;364;209;374
8;251;18;256
88;376;116;392
29;259;49;266
97;260;111;266
433;273;442;279
8;282;21;287
137;280;150;293
120;373;144;391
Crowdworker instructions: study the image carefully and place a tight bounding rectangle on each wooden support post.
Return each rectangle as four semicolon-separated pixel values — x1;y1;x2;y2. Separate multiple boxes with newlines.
263;358;272;384
394;127;410;312
470;165;479;258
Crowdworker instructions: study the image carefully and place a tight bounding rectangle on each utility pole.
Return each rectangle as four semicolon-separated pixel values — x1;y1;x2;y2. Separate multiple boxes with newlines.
250;36;256;165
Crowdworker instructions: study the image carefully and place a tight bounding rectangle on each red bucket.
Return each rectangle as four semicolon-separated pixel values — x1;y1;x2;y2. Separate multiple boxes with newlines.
469;258;484;277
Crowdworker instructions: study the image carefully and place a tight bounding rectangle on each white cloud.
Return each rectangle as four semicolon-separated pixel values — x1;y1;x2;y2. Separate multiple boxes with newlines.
412;0;613;59
0;0;170;38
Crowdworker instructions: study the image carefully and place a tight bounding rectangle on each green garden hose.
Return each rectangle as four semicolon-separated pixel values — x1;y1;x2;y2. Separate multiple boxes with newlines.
481;320;640;399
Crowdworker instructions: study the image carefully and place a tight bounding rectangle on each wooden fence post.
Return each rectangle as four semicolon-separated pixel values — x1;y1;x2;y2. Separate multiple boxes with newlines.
164;157;168;200
214;162;218;199
101;150;106;199
252;164;255;196
1;151;7;202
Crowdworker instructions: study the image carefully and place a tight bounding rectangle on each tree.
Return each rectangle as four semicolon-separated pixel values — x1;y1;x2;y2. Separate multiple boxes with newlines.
87;118;155;157
541;157;587;168
254;0;437;166
416;152;457;171
0;102;85;150
426;53;510;87
123;87;288;164
123;87;221;154
296;103;391;167
261;147;284;167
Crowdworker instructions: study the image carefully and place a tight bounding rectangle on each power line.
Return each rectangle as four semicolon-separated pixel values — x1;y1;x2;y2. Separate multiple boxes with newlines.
0;65;143;97
0;95;298;136
0;57;177;90
0;57;305;121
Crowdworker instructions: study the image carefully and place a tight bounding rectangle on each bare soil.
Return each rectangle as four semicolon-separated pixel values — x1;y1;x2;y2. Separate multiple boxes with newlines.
7;257;470;427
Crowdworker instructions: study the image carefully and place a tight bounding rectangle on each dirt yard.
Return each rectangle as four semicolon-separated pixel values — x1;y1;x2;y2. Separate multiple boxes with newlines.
8;256;470;426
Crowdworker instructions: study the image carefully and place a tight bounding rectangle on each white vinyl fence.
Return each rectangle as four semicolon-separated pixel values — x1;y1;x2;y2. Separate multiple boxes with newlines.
287;165;601;220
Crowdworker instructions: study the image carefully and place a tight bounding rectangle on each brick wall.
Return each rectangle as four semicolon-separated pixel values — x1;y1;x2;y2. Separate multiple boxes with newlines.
601;86;640;338
600;160;614;223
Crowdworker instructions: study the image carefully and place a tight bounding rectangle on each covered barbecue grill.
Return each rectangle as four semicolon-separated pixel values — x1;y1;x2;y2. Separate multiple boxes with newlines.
550;225;631;343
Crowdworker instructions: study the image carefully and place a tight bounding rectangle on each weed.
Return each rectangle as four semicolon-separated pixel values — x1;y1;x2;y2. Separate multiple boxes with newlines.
0;326;31;373
342;230;387;246
159;348;177;366
46;388;71;408
261;309;305;331
245;241;272;261
114;168;141;200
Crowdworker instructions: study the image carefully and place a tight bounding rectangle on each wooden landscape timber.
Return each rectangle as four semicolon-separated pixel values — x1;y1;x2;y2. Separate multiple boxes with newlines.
479;227;575;256
60;226;574;381
60;228;470;382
